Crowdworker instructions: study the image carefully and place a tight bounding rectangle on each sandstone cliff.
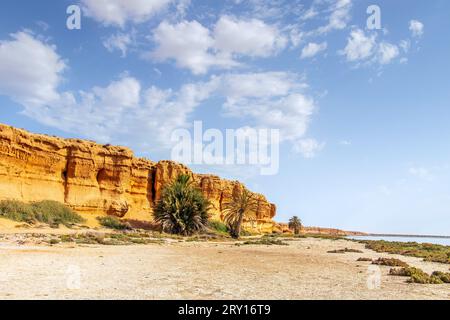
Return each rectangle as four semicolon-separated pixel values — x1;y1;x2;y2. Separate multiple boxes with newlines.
0;124;276;232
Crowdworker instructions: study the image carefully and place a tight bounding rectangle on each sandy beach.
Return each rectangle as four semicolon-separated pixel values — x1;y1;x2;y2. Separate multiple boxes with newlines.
0;232;448;300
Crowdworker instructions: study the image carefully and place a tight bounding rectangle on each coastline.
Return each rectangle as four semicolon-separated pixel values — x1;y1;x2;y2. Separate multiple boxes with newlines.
366;234;450;239
347;234;450;247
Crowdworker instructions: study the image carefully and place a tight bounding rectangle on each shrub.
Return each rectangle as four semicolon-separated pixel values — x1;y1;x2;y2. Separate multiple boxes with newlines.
31;201;84;227
409;273;443;284
240;229;254;237
307;234;343;240
389;268;410;276
372;258;409;267
357;257;373;262
327;248;363;254
389;267;445;284
209;220;229;235
97;216;131;230
0;200;84;227
60;234;75;243
242;238;289;246
49;239;60;245
63;232;165;246
431;271;450;283
362;240;450;264
0;200;35;223
154;174;210;236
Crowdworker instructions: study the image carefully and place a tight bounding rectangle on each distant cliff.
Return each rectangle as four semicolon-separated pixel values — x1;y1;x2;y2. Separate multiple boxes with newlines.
0;124;276;232
276;223;367;236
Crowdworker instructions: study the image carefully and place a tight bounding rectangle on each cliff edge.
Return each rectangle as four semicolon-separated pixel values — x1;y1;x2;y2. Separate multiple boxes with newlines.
0;124;276;232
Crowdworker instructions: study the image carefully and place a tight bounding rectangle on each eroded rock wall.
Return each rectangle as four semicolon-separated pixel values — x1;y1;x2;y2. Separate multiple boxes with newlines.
0;124;276;231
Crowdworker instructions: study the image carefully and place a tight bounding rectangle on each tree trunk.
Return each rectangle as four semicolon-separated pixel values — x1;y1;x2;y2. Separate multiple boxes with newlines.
232;210;245;239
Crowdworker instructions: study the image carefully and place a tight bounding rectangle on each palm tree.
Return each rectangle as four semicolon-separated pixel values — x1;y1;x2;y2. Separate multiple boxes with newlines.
288;216;303;235
154;174;210;236
223;188;258;239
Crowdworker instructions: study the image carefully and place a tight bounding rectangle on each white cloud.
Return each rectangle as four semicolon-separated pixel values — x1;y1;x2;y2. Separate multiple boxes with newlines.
0;31;319;158
23;76;216;149
214;15;287;57
81;0;173;27
0;31;214;150
301;42;327;59
316;0;353;34
36;20;50;31
103;32;133;57
293;139;325;158
289;27;304;48
219;72;317;147
377;42;400;64
327;0;352;29
409;167;433;181
19;71;317;156
174;0;191;18
223;92;315;141
219;72;298;99
399;40;411;53
150;20;235;75
341;29;376;62
92;77;141;109
233;0;305;21
409;20;424;37
341;28;403;66
301;8;318;21
378;185;392;196
0;31;66;107
149;17;286;74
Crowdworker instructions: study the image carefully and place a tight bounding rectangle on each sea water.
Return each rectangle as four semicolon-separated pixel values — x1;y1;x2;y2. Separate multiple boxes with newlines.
347;235;450;246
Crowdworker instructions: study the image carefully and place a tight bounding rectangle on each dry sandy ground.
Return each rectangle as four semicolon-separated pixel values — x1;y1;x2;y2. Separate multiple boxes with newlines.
0;235;449;300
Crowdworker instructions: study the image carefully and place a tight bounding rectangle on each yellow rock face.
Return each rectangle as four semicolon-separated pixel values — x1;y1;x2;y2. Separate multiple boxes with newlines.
0;124;276;232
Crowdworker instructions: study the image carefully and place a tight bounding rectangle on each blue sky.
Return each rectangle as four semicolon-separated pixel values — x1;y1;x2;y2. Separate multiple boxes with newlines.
1;0;450;234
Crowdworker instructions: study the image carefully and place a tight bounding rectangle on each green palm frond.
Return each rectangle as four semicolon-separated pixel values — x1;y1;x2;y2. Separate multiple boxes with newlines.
288;216;303;234
154;174;210;236
222;188;258;239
